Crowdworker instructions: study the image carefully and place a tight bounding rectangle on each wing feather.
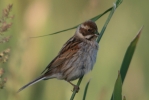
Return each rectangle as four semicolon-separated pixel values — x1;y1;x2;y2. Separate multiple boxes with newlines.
41;37;81;74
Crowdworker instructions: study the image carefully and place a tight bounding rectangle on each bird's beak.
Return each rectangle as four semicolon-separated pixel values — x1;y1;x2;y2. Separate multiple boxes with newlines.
94;31;100;37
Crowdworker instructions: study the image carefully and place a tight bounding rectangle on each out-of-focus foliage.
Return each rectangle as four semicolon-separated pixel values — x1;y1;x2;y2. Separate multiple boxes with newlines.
0;0;149;100
0;4;13;89
0;48;10;63
0;67;7;89
0;4;13;35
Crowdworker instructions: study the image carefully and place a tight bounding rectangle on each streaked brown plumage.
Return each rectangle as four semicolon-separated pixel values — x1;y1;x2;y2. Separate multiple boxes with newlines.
18;20;99;93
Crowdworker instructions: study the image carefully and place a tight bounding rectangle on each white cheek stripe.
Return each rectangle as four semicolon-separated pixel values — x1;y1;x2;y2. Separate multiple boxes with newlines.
84;35;93;39
75;25;84;38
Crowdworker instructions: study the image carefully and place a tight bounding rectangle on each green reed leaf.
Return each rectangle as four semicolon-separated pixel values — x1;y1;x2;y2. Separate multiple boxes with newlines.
112;72;122;100
120;26;143;83
111;26;143;100
82;79;91;100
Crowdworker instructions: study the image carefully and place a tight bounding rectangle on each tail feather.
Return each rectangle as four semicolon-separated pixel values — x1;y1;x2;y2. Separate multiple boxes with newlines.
17;76;45;93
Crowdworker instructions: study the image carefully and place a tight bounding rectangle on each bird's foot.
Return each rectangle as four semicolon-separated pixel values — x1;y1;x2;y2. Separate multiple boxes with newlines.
72;85;80;93
67;81;80;93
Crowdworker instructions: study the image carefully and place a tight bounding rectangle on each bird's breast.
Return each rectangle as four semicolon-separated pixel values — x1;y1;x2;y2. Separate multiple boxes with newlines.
62;41;98;81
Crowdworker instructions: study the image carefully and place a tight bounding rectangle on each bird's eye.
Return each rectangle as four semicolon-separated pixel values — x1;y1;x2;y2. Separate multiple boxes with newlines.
87;29;92;32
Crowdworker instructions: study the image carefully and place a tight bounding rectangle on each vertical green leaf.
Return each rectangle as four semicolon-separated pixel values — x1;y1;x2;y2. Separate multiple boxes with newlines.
120;26;143;83
82;79;91;100
111;26;143;100
113;72;122;100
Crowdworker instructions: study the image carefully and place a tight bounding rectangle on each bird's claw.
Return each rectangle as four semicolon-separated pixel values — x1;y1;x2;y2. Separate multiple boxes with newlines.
72;85;80;93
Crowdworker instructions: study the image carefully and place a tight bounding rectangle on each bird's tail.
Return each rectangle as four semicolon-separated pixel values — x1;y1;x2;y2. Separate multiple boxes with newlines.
17;76;45;93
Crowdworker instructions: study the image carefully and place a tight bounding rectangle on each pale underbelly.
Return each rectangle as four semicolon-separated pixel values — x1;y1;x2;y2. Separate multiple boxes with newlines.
60;47;98;81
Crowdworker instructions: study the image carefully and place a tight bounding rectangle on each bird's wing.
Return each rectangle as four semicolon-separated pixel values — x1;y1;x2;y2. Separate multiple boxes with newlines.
41;37;81;74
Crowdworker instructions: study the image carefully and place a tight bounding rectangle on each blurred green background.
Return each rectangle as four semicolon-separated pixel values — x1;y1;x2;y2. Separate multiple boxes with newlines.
0;0;149;100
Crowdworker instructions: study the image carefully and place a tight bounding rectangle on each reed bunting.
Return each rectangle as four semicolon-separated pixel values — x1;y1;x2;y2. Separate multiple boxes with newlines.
18;20;99;93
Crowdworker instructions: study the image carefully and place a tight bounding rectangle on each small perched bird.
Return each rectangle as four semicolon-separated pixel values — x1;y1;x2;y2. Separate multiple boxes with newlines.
18;20;99;93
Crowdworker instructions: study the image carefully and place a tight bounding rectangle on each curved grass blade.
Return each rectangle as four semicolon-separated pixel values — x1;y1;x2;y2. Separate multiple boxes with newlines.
82;79;91;100
120;26;143;83
30;0;123;39
112;72;122;100
30;26;77;38
30;7;113;38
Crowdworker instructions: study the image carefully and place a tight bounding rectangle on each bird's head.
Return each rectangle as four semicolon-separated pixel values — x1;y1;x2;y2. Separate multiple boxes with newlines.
75;20;99;41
